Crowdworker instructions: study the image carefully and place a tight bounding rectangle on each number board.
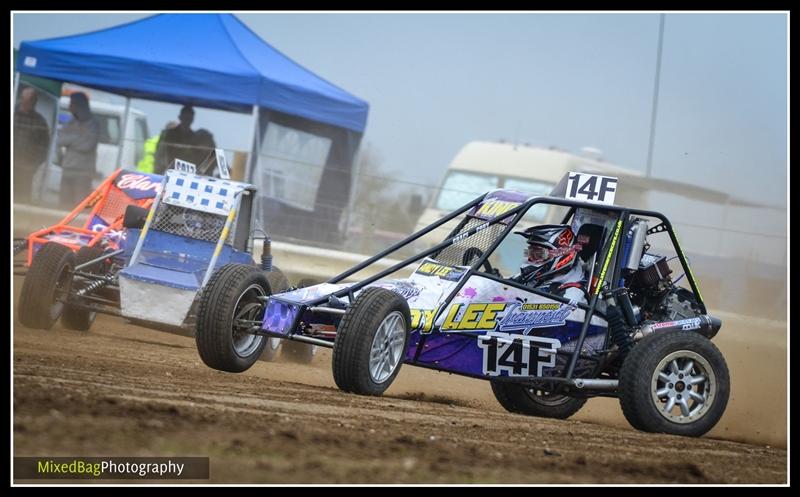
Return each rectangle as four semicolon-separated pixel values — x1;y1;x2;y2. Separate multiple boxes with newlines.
215;148;231;180
172;159;197;174
566;172;618;205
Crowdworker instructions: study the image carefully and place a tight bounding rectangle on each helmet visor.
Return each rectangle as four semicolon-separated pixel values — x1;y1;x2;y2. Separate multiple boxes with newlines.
525;245;551;265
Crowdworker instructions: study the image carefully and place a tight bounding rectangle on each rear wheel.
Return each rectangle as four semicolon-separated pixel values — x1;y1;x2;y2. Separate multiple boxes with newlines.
490;381;587;419
19;243;75;330
332;287;410;396
61;246;106;331
619;330;730;437
196;264;272;373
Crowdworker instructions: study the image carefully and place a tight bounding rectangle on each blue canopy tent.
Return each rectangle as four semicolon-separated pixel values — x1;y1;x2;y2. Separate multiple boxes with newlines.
16;13;369;244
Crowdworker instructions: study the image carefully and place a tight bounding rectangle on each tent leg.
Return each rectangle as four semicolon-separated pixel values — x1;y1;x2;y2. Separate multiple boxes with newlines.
244;105;260;184
13;71;20;102
115;97;131;169
37;104;61;204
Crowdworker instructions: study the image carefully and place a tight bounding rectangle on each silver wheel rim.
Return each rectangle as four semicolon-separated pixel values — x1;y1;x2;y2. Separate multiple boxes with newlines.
231;284;266;357
651;350;716;424
368;311;406;384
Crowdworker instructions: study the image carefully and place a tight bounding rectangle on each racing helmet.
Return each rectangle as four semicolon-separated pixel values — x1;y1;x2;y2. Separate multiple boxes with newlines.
516;224;582;283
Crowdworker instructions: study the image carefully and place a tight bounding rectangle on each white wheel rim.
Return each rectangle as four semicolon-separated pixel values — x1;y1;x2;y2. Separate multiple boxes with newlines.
651;350;716;424
368;311;406;384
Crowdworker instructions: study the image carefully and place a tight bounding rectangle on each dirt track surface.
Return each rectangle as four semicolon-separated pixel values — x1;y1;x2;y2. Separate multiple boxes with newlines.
14;307;786;484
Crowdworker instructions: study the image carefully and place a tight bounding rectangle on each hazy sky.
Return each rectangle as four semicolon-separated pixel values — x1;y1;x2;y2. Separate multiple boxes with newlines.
12;12;788;207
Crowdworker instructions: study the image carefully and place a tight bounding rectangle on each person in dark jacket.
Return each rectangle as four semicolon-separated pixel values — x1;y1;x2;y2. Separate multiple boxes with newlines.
154;105;196;175
13;87;51;203
57;92;100;207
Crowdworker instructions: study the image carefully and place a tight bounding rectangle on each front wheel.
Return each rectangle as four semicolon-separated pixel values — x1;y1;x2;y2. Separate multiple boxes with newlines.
61;246;106;331
195;264;272;373
619;330;730;437
490;381;587;419
19;242;75;329
332;287;410;396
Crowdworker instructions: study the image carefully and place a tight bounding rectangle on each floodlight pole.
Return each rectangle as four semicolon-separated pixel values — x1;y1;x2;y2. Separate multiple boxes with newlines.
645;13;666;178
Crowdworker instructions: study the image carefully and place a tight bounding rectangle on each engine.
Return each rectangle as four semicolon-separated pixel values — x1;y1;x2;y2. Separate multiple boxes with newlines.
617;218;719;340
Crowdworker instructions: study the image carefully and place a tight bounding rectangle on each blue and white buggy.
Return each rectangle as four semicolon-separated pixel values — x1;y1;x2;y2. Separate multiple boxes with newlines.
17;166;315;362
195;172;730;437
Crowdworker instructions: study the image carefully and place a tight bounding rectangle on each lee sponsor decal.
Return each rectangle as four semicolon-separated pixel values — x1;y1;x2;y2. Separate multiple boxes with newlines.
410;308;439;333
435;301;576;334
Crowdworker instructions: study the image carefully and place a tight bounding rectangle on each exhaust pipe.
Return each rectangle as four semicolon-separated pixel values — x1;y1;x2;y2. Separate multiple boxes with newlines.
634;314;722;341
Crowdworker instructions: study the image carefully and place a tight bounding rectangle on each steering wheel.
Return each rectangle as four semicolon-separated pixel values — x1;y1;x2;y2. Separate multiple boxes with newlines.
462;247;499;276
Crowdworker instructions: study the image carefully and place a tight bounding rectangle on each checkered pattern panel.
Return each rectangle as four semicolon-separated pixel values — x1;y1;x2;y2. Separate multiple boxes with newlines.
161;170;249;216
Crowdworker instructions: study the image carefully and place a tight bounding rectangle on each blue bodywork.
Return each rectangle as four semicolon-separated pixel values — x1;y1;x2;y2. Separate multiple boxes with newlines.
119;230;253;291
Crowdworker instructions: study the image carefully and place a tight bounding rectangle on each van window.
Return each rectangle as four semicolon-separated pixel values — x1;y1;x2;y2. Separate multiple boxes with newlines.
97;115;120;145
435;171;499;211
503;177;553;221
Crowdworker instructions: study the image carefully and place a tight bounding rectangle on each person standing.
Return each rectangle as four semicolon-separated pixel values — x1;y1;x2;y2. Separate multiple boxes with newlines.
137;121;177;174
57;92;100;207
13;87;51;204
154;105;196;175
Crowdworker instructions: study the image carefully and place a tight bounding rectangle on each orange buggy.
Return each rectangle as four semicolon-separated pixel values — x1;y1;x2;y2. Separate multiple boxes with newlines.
14;169;162;273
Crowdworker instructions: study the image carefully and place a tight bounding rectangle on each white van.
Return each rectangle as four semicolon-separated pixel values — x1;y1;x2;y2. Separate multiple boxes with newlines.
413;141;646;275
33;97;149;206
417;141;644;227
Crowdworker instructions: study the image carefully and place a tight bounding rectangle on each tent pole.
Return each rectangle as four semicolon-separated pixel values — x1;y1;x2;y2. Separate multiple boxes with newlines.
245;105;260;183
37;97;61;203
116;97;131;169
13;71;20;102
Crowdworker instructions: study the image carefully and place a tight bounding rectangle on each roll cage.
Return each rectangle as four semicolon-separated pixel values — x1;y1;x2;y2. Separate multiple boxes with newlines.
269;191;705;391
